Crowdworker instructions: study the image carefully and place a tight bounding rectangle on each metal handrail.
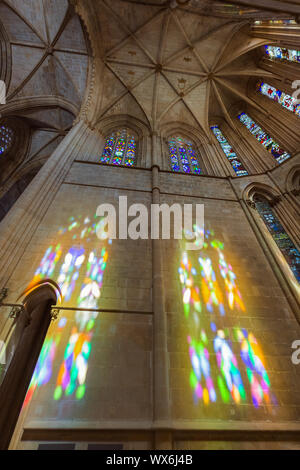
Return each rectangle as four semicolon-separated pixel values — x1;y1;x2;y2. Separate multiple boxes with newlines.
0;287;153;321
51;306;153;315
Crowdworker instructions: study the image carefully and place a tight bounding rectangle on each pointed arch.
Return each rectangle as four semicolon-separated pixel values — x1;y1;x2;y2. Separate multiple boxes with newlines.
286;165;300;196
97;114;150;167
160;121;211;174
244;183;300;284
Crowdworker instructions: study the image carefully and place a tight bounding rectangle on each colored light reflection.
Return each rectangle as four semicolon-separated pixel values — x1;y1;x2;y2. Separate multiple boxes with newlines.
188;332;216;405
199;256;225;316
235;328;273;408
179;253;201;318
24;317;67;406
54;248;109;401
212;239;245;312
179;228;275;409
24;214;111;407
214;330;246;405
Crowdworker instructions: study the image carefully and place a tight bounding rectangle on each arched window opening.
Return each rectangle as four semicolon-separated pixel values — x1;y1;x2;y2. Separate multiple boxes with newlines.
0;167;40;222
255;196;300;282
0;125;13;156
265;45;300;64
238;113;290;164
168;135;202;175
257;82;300;117
100;128;137;167
211;126;248;176
255;20;296;27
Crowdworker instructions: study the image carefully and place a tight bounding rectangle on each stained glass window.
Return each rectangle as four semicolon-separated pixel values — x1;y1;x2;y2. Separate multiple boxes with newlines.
255;20;296;26
168;136;202;175
238;112;290;164
0;125;13;155
265;45;300;63
101;128;137;167
258;82;300;117
211;126;248;176
255;197;300;282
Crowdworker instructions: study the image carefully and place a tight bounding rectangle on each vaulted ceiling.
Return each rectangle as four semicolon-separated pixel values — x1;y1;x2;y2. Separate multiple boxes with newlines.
0;0;89;132
0;0;90;178
0;0;298;143
93;0;281;139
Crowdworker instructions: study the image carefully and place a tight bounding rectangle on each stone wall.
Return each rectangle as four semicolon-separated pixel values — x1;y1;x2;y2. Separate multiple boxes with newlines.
5;159;299;449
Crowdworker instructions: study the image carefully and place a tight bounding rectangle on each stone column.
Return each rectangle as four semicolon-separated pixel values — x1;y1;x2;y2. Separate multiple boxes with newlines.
236;117;277;171
151;132;171;448
223;121;266;174
273;198;300;248
287;190;300;214
266;172;300;247
0;120;101;290
203;140;229;177
0;284;57;450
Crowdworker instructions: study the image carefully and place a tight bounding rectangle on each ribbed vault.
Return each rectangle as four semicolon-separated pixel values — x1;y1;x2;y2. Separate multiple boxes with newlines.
0;0;90;188
93;0;286;141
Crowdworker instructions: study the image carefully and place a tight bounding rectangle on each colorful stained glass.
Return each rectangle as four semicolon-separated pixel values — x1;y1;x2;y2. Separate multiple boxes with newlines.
255;197;300;282
211;126;248;176
101;134;114;163
258;82;300;117
0;125;13;155
179;227;276;409
265;45;300;63
238;112;290;164
168;136;202;175
125;136;137;167
255;20;296;26
100;129;137;167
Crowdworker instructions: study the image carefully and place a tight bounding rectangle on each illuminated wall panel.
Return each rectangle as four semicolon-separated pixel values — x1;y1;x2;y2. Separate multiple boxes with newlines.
178;228;276;412
19;185;153;425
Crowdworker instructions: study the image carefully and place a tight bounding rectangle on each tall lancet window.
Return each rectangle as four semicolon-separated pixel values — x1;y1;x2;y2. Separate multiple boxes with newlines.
258;82;300;117
211;126;248;176
168;136;202;174
101;128;137;167
255;196;300;283
265;45;300;64
256;20;296;26
238;113;290;164
0;125;13;155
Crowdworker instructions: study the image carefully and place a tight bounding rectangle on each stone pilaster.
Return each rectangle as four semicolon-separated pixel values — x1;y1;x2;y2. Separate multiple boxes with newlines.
0;120;99;291
151;132;171;428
